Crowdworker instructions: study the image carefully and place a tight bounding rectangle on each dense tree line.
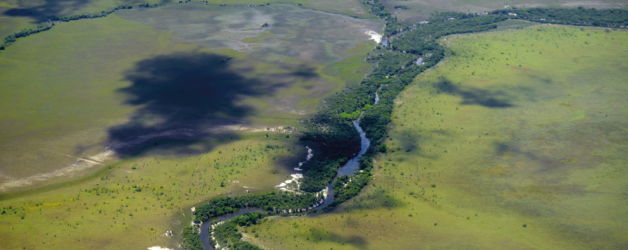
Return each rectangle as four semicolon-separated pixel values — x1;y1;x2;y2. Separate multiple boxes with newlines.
391;15;506;53
359;0;405;36
193;192;318;223
329;161;372;207
296;12;507;209
211;214;265;250
185;193;315;250
492;7;628;27
318;12;511;213
298;114;361;191
182;225;204;250
1;25;52;49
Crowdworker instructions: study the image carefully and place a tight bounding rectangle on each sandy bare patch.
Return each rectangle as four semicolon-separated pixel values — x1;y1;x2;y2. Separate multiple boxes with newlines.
148;246;172;250
0;128;201;192
365;30;382;43
276;173;303;192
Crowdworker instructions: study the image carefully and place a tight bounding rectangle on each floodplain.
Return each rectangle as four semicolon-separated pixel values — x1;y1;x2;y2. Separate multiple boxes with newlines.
0;2;382;249
246;24;628;250
0;0;370;38
0;3;381;192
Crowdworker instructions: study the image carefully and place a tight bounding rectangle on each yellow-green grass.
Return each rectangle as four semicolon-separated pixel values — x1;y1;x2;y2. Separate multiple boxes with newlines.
0;14;179;182
246;25;628;249
0;14;210;190
0;6;34;38
0;136;309;250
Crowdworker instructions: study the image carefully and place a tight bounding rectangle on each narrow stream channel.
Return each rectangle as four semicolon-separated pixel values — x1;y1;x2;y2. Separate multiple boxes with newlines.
199;93;377;250
200;207;265;250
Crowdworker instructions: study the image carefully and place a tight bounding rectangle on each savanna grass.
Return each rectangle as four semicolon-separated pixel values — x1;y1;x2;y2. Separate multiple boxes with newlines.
246;25;628;250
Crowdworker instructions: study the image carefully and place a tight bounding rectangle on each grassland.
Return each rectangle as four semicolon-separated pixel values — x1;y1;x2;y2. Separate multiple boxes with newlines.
245;25;628;249
383;0;627;23
0;0;372;39
0;135;312;250
0;4;379;192
0;3;381;249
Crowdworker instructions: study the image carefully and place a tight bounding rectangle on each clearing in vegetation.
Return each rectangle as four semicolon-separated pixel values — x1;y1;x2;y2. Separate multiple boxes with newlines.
246;24;628;250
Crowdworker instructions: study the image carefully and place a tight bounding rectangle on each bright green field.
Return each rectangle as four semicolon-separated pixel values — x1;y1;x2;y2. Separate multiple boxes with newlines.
246;25;628;249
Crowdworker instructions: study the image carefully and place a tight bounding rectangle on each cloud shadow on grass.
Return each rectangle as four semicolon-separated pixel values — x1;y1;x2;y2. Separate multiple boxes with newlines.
307;228;368;248
3;0;170;23
435;78;514;108
392;128;453;160
335;188;406;213
103;51;294;157
4;0;90;23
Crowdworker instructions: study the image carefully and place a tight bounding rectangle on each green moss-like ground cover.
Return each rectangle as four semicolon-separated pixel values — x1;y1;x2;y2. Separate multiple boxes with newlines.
246;25;628;250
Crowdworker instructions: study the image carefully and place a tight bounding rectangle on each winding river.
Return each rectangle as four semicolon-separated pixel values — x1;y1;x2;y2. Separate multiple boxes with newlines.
199;94;376;250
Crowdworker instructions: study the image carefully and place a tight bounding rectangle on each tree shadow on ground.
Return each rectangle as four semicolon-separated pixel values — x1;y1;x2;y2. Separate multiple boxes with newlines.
435;78;514;108
103;51;297;157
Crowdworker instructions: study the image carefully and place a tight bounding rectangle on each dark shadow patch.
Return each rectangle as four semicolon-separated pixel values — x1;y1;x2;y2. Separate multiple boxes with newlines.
307;228;368;248
493;141;540;162
494;142;516;156
337;188;406;212
435;79;514;108
4;0;90;23
288;64;318;79
528;75;553;85
392;128;451;160
100;51;294;157
491;141;574;176
3;0;171;23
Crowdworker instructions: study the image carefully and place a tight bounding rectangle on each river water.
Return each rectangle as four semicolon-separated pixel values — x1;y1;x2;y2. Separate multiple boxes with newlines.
199;96;374;250
200;207;265;250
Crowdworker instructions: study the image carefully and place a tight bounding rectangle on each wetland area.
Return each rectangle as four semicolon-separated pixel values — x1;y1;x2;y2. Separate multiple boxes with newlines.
0;0;627;250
